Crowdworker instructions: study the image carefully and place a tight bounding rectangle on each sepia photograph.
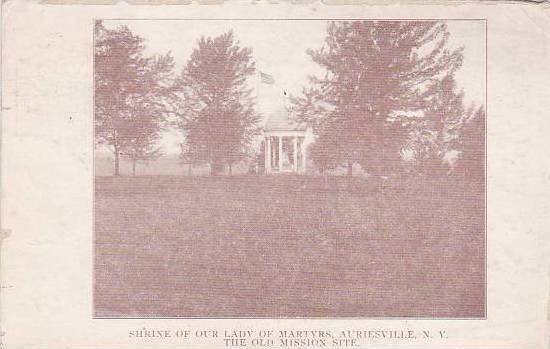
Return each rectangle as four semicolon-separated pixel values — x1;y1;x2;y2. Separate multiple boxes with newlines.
93;19;486;318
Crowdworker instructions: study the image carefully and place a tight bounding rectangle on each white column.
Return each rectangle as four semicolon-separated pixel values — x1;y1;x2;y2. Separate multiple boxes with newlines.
265;137;271;173
293;136;298;172
301;137;306;173
278;135;283;171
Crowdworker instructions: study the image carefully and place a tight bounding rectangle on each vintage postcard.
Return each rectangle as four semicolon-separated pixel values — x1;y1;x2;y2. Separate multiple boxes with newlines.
1;1;549;348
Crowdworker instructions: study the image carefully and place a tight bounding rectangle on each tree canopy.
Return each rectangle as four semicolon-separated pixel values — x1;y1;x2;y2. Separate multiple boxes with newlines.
94;21;174;175
453;105;485;180
292;21;465;176
175;31;259;175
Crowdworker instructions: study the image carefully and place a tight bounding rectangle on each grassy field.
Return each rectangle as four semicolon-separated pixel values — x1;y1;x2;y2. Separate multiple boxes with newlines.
94;174;485;318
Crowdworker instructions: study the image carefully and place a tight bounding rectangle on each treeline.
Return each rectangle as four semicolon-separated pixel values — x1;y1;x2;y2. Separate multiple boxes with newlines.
94;20;484;180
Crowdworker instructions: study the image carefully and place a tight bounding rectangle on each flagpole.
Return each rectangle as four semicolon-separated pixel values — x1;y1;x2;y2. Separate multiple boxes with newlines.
257;71;276;120
257;69;261;116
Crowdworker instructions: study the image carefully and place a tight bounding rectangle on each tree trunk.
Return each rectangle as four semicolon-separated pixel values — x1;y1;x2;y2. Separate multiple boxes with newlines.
347;161;353;177
228;163;232;175
132;158;137;176
188;163;192;176
114;146;120;176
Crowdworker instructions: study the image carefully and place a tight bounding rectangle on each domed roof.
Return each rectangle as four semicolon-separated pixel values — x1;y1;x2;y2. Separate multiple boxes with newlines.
264;110;306;132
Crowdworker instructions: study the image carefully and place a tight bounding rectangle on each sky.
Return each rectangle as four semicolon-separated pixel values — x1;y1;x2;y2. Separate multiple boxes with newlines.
101;19;486;156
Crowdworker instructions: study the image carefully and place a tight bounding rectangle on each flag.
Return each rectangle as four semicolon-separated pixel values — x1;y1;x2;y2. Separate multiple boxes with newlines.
260;72;275;85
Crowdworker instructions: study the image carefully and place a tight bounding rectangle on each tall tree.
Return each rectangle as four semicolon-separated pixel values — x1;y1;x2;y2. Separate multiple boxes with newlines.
94;21;174;175
292;21;463;176
175;31;259;175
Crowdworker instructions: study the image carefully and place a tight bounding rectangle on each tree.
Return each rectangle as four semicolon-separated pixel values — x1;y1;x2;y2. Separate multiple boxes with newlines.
175;31;259;175
454;105;485;180
123;96;164;176
94;21;174;176
292;21;463;176
406;74;469;175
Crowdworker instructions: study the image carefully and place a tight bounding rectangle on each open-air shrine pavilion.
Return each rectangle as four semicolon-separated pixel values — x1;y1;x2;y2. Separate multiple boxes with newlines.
262;111;308;174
